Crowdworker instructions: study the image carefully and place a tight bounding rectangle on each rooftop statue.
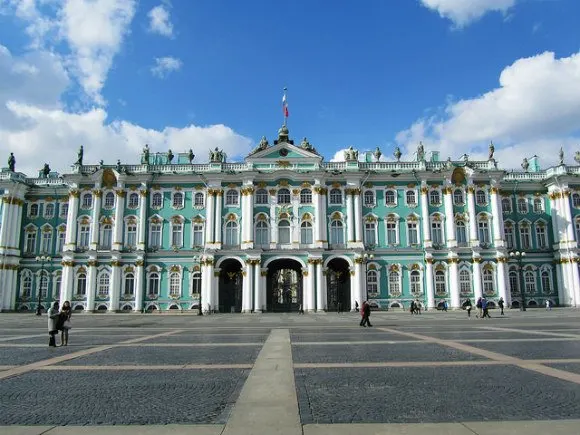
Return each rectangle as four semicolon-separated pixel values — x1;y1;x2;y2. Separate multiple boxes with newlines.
8;152;15;172
141;144;150;164
300;137;315;152
488;142;495;160
252;136;269;154
167;149;174;163
344;146;359;161
559;147;564;165
417;142;425;162
373;146;382;161
188;149;195;163
42;163;50;178
575;151;580;164
521;157;529;171
76;145;84;165
209;147;225;163
393;147;401;162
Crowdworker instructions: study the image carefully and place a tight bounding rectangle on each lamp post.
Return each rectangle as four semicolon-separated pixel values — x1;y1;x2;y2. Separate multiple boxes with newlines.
362;250;375;303
510;251;526;311
35;255;51;316
193;255;203;316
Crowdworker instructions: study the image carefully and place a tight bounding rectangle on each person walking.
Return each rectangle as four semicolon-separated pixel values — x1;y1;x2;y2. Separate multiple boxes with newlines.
476;297;483;318
443;300;448;312
465;299;472;317
498;297;505;316
415;300;422;314
410;300;416;315
47;301;60;347
482;297;491;319
59;301;72;346
545;299;551;311
360;301;372;327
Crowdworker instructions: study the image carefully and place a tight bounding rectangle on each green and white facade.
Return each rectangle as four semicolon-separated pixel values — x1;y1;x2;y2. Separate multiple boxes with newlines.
0;126;578;312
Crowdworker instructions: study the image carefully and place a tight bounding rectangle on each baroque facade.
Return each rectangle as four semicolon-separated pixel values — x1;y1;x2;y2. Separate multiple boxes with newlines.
0;126;578;313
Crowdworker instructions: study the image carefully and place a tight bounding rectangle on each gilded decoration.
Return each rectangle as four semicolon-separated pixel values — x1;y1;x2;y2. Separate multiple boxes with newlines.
226;213;236;221
24;226;35;233
279;212;289;219
410;263;420;270
111;260;121;267
257;181;267;188
467;186;475;194
314;187;327;195
435;264;446;271
269;189;277;196
292;188;300;196
80;217;90;225
497;257;508;263
332;182;341;188
278;180;289;187
69;189;80;198
426;258;434;264
451;167;466;185
301;213;311;221
87;260;98;267
257;213;267;221
213;271;220;277
407;183;416;188
364;182;373;188
449;258;459;264
365;215;377;223
472;257;482;263
389;264;400;272
368;264;377;270
276;160;291;168
192;216;204;224
170;265;181;272
124;266;134;273
354;257;364;264
102;169;117;188
483;264;494;271
61;261;75;267
77;266;87;273
92;189;102;198
42;226;51;233
420;187;428;194
115;189;126;198
331;211;342;220
301;182;311;188
260;270;268;277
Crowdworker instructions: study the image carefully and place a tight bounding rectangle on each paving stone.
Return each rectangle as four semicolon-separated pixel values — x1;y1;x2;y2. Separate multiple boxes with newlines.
295;365;580;424
414;331;562;340
142;334;268;344
0;369;248;425
291;332;413;343
0;335;147;346
467;340;580;360
0;346;91;365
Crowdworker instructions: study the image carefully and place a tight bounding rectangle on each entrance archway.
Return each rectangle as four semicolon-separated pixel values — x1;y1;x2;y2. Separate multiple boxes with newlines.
219;259;243;313
326;258;351;312
267;259;303;312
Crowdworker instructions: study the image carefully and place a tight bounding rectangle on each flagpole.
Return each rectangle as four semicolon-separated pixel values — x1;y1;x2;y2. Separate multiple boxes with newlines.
283;87;288;127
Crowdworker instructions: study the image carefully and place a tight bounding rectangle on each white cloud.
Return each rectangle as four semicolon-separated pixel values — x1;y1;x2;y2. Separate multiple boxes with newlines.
421;0;516;27
147;4;173;37
151;56;182;78
396;51;580;168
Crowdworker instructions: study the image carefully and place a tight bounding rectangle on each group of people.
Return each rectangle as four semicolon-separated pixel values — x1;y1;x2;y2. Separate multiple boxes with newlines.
47;301;72;347
409;300;422;315
463;297;505;318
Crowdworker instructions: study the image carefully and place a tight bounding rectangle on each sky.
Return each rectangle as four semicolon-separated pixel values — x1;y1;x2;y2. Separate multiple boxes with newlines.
0;0;579;176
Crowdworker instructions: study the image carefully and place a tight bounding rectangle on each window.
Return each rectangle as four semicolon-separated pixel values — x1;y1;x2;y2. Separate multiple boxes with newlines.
406;190;417;206
148;272;160;296
385;190;396;206
386;220;397;245
329;188;342;205
410;271;422;295
367;270;378;295
277;188;291;204
504;224;514;249
57;230;65;252
483;269;495;295
388;270;400;295
25;230;37;254
363;190;375;207
81;193;93;209
97;272;110;297
104;192;115;209
456;221;467;245
407;221;418;245
300;221;313;244
169;272;181;297
435;270;446;295
225;189;239;206
152;192;163;208
255;189;268;205
40;229;52;253
21;272;32;298
191;272;201;295
476;190;487;205
459;270;471;295
60;203;68;218
517;198;528;214
192;223;204;247
124;273;135;296
429;190;441;205
54;275;62;298
573;193;580;208
453;189;464;205
194;192;204;207
536;224;547;249
520;225;531;250
78;224;90;249
256;221;269;245
76;273;87;295
278;220;291;244
524;270;536;294
364;222;377;246
478;219;490;244
29;203;39;218
172;192;184;209
541;270;552;294
126;222;137;248
38;271;49;299
300;189;312;204
149;222;162;249
44;203;55;218
171;221;183;247
576;219;580;244
128;193;139;209
100;224;112;249
431;221;443;245
502;198;512;213
330;220;344;245
225;221;239;246
509;271;519;295
533;198;544;213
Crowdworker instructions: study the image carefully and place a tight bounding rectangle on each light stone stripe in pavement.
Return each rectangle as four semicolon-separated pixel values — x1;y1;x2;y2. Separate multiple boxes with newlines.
0;334;46;342
0;343;263;348
293;340;423;345
481;325;580;339
38;364;253;370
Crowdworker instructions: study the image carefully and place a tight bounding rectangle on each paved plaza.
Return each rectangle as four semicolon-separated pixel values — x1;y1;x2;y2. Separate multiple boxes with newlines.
2;310;580;434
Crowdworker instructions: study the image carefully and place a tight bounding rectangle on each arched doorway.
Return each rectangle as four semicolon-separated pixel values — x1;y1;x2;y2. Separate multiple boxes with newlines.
326;258;351;312
267;259;303;312
219;259;244;313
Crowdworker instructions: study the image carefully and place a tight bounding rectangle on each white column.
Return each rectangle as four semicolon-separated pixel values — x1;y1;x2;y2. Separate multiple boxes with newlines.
320;188;328;246
420;186;431;245
570;259;580;307
556;261;566;306
108;261;121;311
201;260;210;312
0;198;12;249
6;199;18;249
242;261;253;313
549;192;560;247
60;261;74;303
306;260;315;311
316;262;326;311
490;187;504;247
467;186;478;246
215;189;224;247
112;189;125;251
313;187;322;246
350;268;358;310
292;191;300;245
86;260;97;312
354;189;363;243
472;259;483;301
134;259;144;312
260;269;267;312
346;190;354;243
13;200;24;250
562;191;575;244
205;190;215;245
64;190;80;250
425;259;435;309
212;268;220;313
253;261;262;312
89;189;102;250
497;258;509;306
354;260;364;308
269;190;277;248
6;268;17;310
449;259;460;308
204;261;214;313
444;187;456;246
137;188;148;251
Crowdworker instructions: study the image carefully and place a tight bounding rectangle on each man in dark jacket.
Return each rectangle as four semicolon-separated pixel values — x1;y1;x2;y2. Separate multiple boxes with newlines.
360;301;372;327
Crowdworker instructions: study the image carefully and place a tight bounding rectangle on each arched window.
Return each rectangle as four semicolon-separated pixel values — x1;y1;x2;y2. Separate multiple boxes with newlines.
476;190;487;205
172;192;184;208
301;221;313;244
255;221;269;246
435;270;446;295
459;269;471;295
406;190;417;206
524;270;536;294
541;270;552;294
431;219;443;245
429;190;441;205
533;198;543;213
386;219;398;245
78;222;90;249
44;203;55;218
38;270;49;299
277;188;291;204
76;273;87;295
57;227;66;252
363;190;375;207
97;272;110;298
225;189;239;206
151;192;163;208
504;224;514;249
367;270;378;295
456;221;467;245
535;223;547;249
330;220;344;245
278;220;291;244
104;191;115;209
59;203;69;218
573;193;580;208
171;219;183;247
483;268;495;295
385;190;396;206
501;197;512;213
453;189;464;205
169;272;181;297
149;221;162;249
54;274;62;298
29;203;39;217
225;221;239;246
81;193;93;209
410;270;422;295
124;273;135;296
40;228;52;253
300;189;312;204
192;222;204;247
126;221;137;248
520;224;531;249
407;219;419;246
25;229;37;254
517;198;528;214
365;221;377;246
329;188;342;205
194;192;204;207
388;270;400;295
128;193;139;208
478;217;490;244
191;272;201;295
148;272;160;296
21;272;32;298
255;189;268;205
509;270;519;295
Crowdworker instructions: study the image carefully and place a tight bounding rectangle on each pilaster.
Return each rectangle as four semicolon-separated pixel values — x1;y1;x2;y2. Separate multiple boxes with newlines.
346;189;355;245
425;256;435;309
214;188;224;248
134;258;144;312
420;184;431;248
64;189;80;251
316;263;326;311
497;256;509;306
108;258;121;312
305;258;316;311
448;256;460;308
242;260;253;313
467;185;479;247
205;190;215;245
490;185;504;247
472;256;483;301
253;260;262;312
89;188;102;250
112;188;125;251
86;258;97;312
137;187;148;251
443;186;456;247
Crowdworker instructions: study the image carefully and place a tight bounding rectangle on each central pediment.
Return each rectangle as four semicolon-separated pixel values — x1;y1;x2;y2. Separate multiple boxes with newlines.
245;126;323;164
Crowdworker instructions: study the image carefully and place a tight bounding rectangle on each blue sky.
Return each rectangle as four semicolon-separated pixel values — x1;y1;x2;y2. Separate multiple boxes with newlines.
0;0;579;175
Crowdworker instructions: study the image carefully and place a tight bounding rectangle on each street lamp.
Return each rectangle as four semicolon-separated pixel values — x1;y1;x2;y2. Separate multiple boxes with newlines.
35;255;51;316
193;255;202;316
362;250;375;303
510;251;526;311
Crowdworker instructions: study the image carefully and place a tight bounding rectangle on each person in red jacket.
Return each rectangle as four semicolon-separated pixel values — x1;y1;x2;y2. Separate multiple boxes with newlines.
359;301;372;327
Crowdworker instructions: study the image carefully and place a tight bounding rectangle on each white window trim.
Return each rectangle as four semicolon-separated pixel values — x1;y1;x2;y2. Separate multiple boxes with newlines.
223;217;240;246
328;217;345;246
254;217;270;247
501;197;512;213
406;217;421;247
429;188;442;206
146;266;161;298
475;189;488;206
481;262;497;296
386;265;402;297
127;192;140;209
299;219;314;245
517;197;529;214
170;216;185;248
429;214;446;246
224;188;241;207
405;189;418;207
408;267;423;296
433;263;448;295
453;189;465;206
96;267;111;298
151;191;163;210
534;220;548;250
458;264;472;295
28;202;40;218
148;215;164;249
363;216;379;246
80;192;93;210
366;264;381;297
533;197;544;214
363;189;376;208
191;218;205;248
328;187;345;206
43;201;56;219
384;216;400;246
168;266;183;298
193;191;205;209
124;216;138;249
255;188;270;206
539;265;554;295
171;190;185;210
103;190;116;210
385;188;398;207
122;269;136;297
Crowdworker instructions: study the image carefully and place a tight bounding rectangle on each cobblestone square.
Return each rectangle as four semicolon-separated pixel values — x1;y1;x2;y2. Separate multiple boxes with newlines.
467;339;580;360
0;346;91;365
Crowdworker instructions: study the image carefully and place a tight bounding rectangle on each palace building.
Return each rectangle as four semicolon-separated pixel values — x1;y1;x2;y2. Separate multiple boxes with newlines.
0;125;578;313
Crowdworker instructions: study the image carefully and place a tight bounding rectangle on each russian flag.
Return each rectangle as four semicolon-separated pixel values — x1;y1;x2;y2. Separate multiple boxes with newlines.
282;92;289;117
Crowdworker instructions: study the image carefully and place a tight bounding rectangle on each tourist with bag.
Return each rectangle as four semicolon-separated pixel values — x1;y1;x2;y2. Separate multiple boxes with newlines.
47;301;60;347
59;300;72;346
